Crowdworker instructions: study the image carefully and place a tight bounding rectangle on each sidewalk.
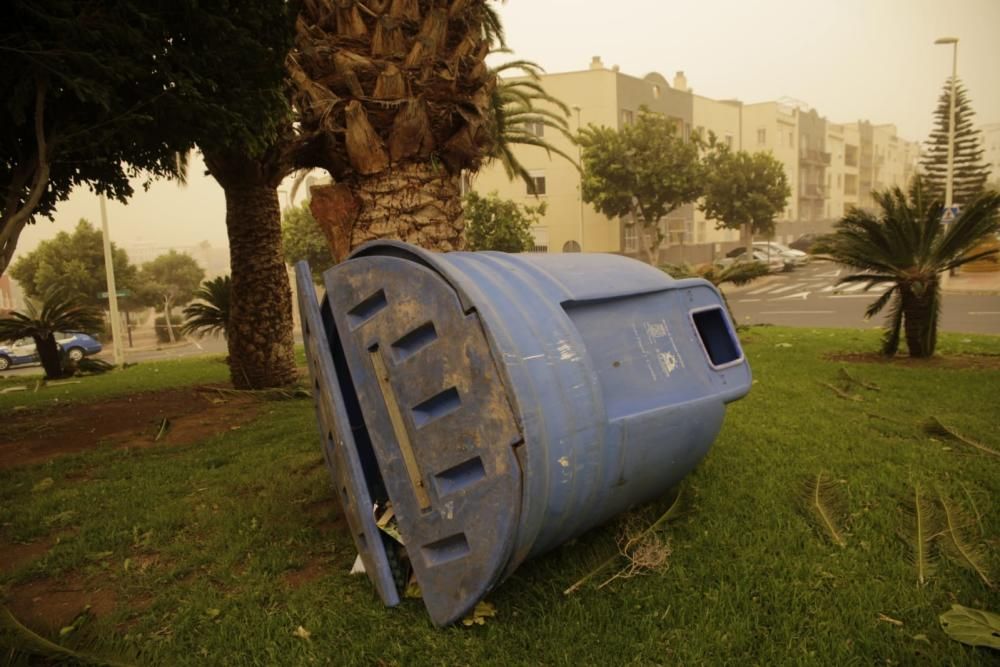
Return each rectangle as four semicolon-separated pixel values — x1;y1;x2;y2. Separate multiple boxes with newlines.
941;269;1000;295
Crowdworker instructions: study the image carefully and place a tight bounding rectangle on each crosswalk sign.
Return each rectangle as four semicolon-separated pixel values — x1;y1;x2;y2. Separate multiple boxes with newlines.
941;206;961;223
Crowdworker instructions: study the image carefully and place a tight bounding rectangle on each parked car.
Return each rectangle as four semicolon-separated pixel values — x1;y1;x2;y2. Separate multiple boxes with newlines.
0;332;102;371
724;247;792;272
752;241;810;267
720;248;786;273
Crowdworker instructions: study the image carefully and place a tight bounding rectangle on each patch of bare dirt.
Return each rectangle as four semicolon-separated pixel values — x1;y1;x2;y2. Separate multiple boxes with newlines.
6;575;118;632
826;352;1000;370
281;558;328;588
304;497;346;535
0;539;52;574
0;386;262;470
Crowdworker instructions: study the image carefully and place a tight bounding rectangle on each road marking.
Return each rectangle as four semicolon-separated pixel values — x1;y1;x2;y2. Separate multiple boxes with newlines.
827;294;881;299
771;291;811;301
768;282;808;294
747;284;779;295
814;269;843;278
760;310;835;315
968;311;1000;315
738;298;762;303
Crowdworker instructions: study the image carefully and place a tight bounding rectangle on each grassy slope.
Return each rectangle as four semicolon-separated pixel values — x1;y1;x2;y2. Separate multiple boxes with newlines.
1;328;998;665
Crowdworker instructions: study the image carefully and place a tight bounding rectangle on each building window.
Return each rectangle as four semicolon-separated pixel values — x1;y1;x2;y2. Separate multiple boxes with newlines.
527;171;546;196
757;128;766;146
788;131;795;148
845;145;858;167
621;109;634;126
724;134;734;149
624;223;638;253
837;174;842;189
524;120;544;137
531;245;548;252
652;84;660;99
562;240;581;253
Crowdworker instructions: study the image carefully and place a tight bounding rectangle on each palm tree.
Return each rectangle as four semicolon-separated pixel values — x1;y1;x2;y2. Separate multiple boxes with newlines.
661;261;771;319
181;275;232;340
827;183;1000;358
484;57;576;187
289;1;571;261
0;288;103;379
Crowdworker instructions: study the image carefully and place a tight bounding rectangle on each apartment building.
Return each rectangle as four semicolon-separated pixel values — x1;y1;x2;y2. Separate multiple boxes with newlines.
473;58;920;260
982;122;1000;188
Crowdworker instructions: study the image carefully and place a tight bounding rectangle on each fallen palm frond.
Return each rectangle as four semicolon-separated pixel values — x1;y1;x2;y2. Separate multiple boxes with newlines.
923;417;1000;459
837;367;880;391
958;481;985;537
198;385;311;402
819;381;863;402
938;490;995;588
801;473;849;548
154;417;170;442
564;485;684;595
0;605;134;666
899;483;942;587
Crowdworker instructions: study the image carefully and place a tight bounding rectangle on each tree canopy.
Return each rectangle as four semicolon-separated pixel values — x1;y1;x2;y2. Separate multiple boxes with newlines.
0;1;198;273
463;191;544;252
136;250;205;343
578;109;703;264
282;201;333;281
9;219;137;307
920;78;992;207
700;140;790;242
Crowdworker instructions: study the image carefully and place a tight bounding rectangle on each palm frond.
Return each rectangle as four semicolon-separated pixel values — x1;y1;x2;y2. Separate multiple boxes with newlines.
181;275;231;339
864;286;897;320
800;473;848;547
899;483;942;587
938;490;995;588
923;417;1000;459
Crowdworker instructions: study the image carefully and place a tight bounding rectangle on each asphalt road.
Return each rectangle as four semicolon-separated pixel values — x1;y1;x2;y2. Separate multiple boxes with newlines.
725;262;1000;335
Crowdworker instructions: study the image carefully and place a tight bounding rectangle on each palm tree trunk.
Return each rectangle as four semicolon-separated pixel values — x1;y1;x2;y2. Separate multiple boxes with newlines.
221;181;297;389
313;163;465;257
900;281;939;358
33;334;64;379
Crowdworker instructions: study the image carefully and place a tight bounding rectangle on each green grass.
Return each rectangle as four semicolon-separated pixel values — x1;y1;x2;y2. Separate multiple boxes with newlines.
1;328;999;665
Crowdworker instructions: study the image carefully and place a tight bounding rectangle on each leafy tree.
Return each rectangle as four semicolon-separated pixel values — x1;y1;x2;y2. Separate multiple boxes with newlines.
282;202;333;281
136;251;205;343
0;1;197;274
9;219;138;307
700;140;790;244
826;183;1000;358
463;191;545;252
4;1;301;389
920;78;992;207
0;288;103;378
182;275;231;340
289;0;507;258
578;109;703;265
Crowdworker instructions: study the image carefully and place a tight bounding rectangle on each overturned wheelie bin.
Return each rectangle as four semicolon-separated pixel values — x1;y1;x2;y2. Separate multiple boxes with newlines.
296;241;751;626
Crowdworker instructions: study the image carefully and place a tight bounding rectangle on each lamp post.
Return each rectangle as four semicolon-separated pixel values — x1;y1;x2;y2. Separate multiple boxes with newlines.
934;36;958;213
573;105;584;252
99;194;126;368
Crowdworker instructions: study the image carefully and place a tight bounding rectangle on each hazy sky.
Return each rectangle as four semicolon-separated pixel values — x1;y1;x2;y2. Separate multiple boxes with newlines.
10;0;1000;265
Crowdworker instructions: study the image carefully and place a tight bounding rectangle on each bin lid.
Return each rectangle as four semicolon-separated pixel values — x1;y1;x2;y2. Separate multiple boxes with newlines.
324;254;523;626
296;263;400;607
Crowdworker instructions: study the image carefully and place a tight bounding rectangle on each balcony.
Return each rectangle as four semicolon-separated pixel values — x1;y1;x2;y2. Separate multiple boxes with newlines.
800;183;826;199
799;147;831;165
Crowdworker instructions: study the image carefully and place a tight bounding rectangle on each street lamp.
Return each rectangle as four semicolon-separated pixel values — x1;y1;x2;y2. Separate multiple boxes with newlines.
934;36;958;213
573;105;584;252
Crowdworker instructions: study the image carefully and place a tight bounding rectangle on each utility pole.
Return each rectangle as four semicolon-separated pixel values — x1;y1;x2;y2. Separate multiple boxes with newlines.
100;194;126;367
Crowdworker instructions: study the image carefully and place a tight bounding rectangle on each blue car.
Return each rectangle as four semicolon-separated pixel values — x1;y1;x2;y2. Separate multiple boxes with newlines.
0;332;103;371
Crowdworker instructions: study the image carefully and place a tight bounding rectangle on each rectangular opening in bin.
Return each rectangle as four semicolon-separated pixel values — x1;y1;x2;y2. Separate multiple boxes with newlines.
690;306;742;368
420;532;470;567
391;321;438;363
433;456;487;497
347;288;387;329
411;386;461;428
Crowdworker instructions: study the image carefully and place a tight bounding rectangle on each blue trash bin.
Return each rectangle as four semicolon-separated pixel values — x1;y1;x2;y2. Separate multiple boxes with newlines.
296;241;751;626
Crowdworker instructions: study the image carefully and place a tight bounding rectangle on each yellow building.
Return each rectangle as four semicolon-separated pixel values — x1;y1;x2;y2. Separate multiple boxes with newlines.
473;59;921;258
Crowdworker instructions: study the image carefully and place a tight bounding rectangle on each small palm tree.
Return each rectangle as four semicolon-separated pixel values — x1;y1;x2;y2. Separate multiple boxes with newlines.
0;288;103;379
661;261;770;318
181;275;231;339
827;183;1000;358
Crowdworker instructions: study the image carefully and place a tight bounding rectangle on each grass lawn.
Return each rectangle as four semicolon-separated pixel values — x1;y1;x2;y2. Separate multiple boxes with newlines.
1;327;998;665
